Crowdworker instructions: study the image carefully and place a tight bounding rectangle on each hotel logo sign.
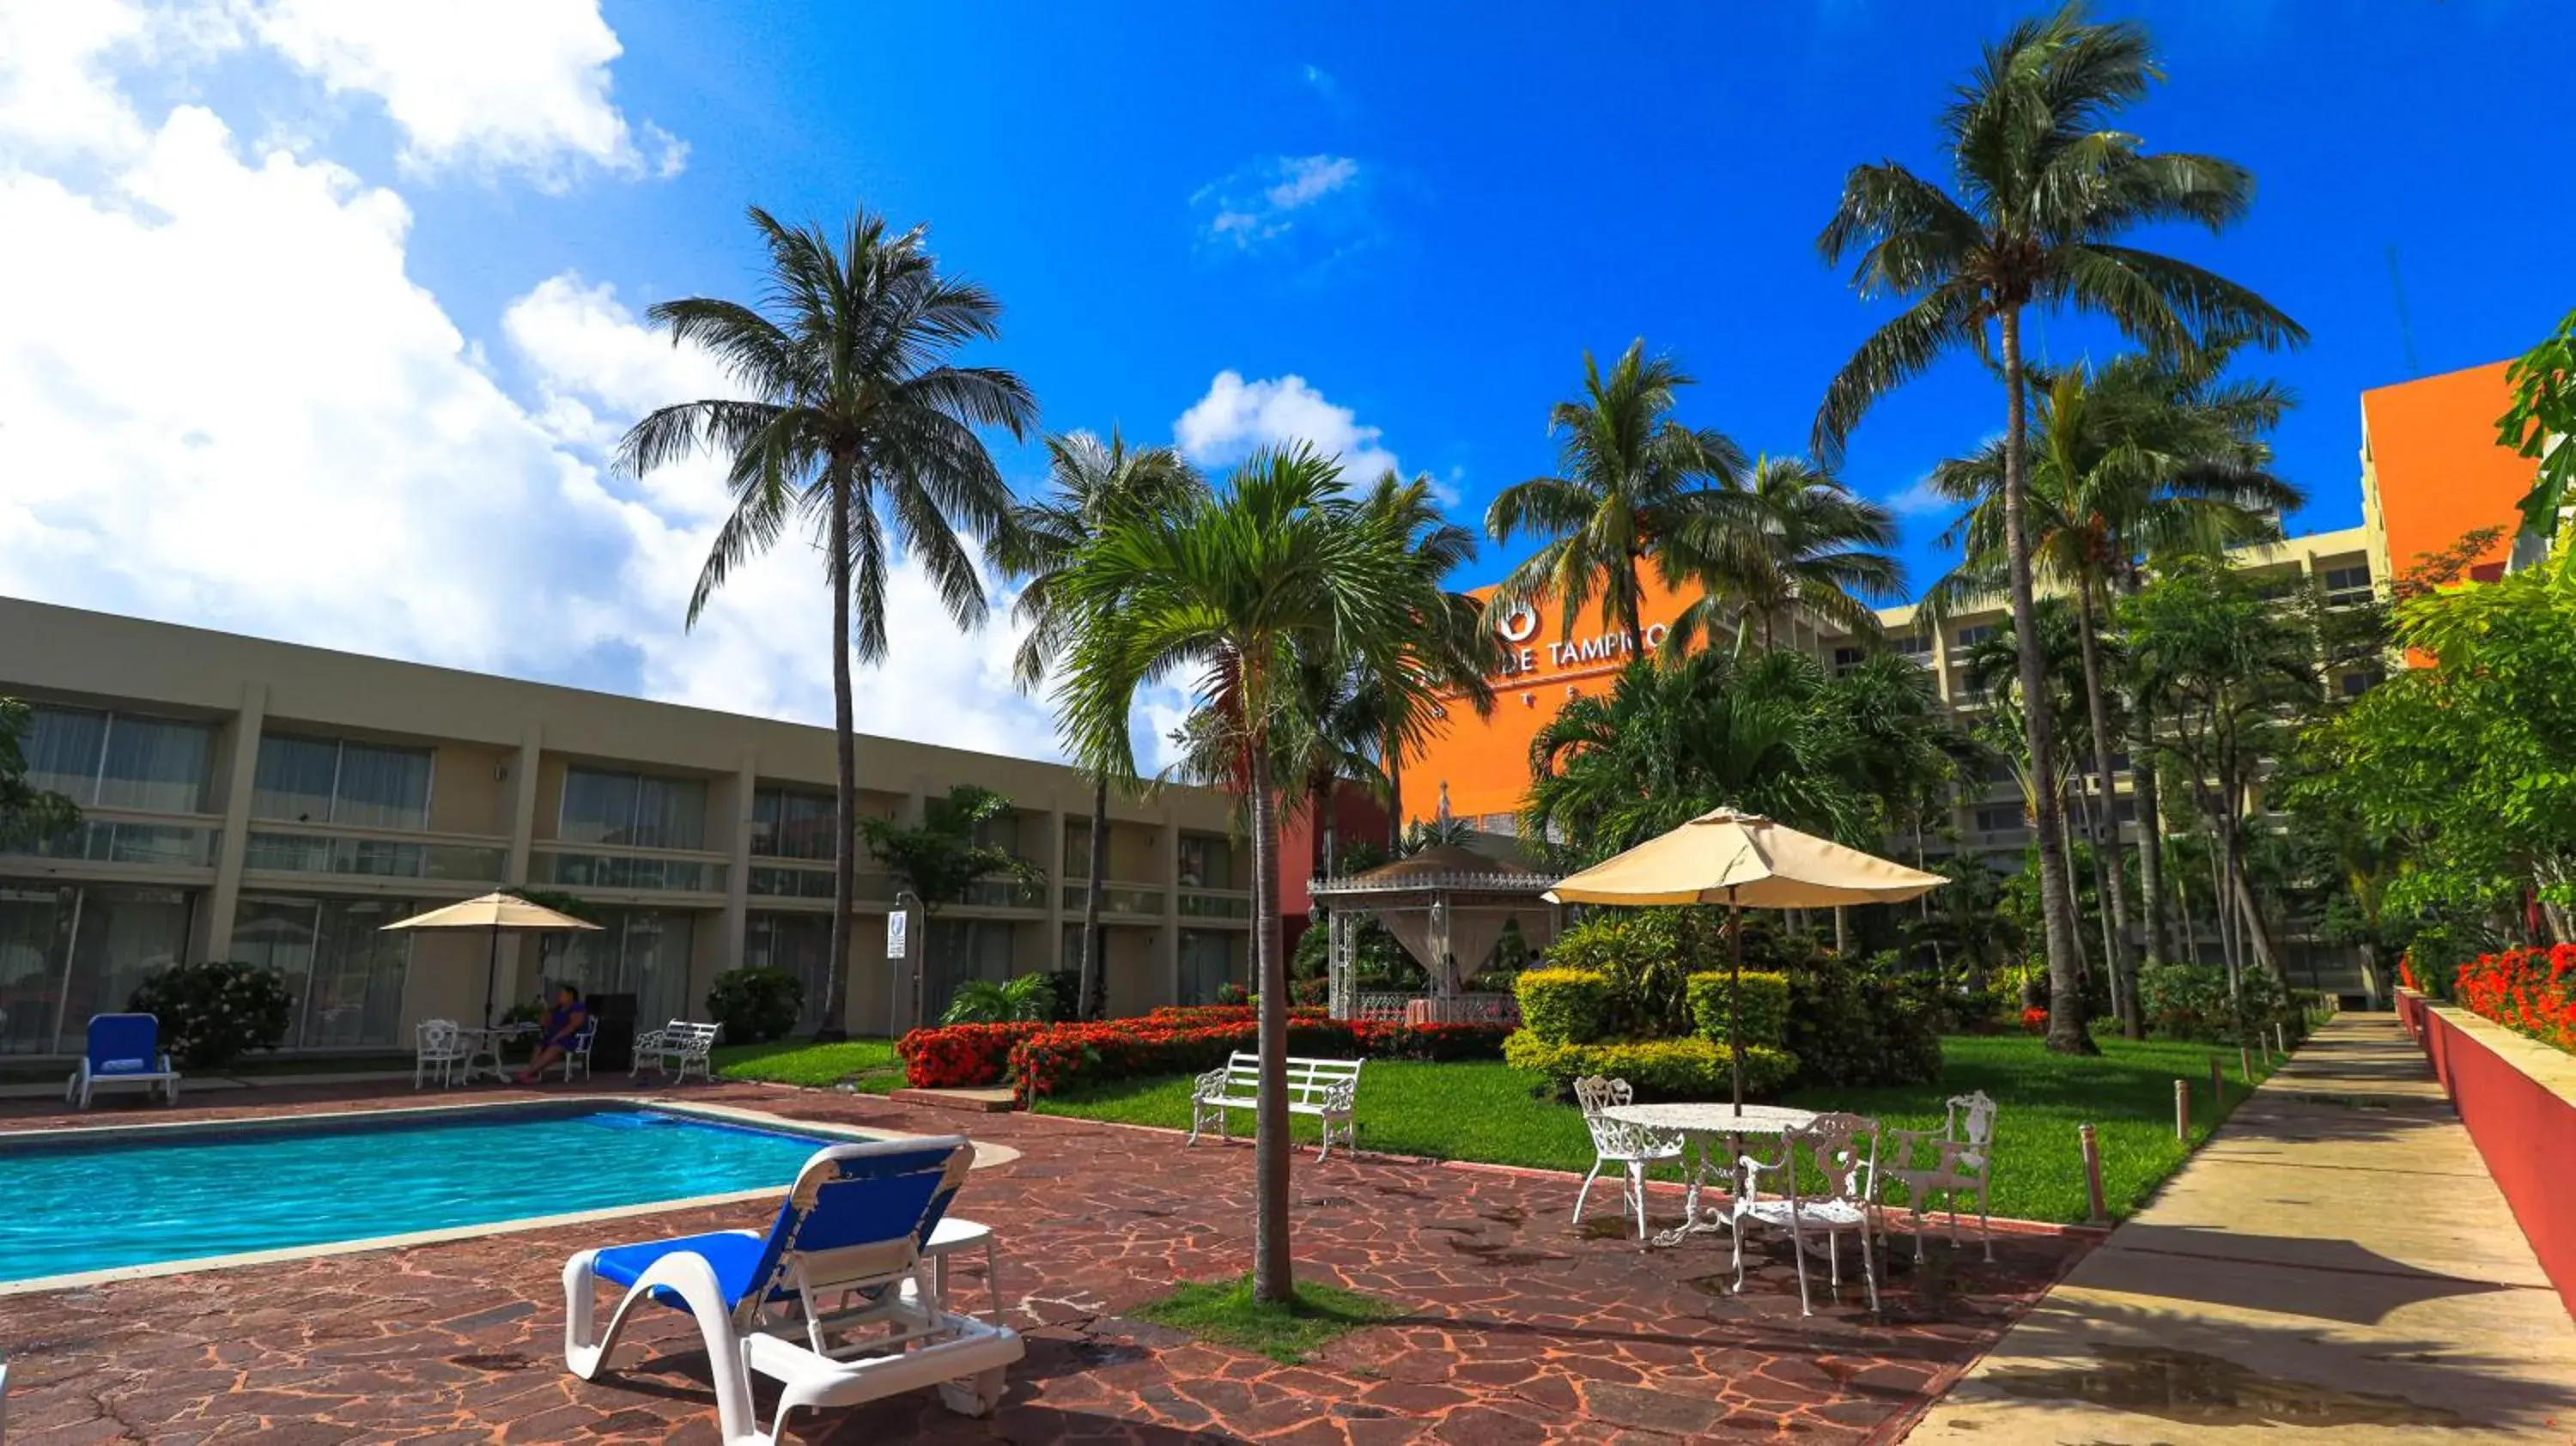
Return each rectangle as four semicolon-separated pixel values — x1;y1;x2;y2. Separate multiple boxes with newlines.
1489;601;1670;681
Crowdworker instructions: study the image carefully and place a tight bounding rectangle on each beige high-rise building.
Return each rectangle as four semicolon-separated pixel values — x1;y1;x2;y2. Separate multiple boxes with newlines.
0;598;1251;1059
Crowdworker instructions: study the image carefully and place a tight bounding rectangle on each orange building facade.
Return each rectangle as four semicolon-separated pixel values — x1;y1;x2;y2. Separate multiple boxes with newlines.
2360;358;2540;586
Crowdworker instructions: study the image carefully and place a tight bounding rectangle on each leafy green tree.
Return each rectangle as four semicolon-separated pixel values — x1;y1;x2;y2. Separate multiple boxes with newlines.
1659;455;1903;655
1487;340;1746;658
1355;470;1500;841
1051;444;1455;1304
1001;429;1206;1020
2498;308;2576;537
620;207;1036;1041
1927;346;2300;1031
1814;2;2303;1053
860;786;1043;1029
0;698;80;848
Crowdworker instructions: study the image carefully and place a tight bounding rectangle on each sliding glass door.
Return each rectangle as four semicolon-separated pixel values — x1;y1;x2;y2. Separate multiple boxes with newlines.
0;881;197;1053
231;896;418;1048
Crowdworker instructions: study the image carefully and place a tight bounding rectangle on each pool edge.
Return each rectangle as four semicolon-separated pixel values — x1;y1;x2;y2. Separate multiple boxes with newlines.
0;1096;1018;1297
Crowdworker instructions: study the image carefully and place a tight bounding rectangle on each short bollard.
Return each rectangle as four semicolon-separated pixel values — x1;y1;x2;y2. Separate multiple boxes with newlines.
2275;1021;2288;1055
2174;1078;2190;1141
2208;1056;2224;1125
2080;1123;2110;1226
2240;1044;2254;1083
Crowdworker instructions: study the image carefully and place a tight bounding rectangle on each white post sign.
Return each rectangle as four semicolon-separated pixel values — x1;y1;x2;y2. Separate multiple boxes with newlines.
887;911;908;960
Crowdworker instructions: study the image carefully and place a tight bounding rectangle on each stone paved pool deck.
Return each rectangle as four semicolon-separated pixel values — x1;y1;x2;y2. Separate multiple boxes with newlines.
1903;1013;2576;1443
0;1077;2089;1443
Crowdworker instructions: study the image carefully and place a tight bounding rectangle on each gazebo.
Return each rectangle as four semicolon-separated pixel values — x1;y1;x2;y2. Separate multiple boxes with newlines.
1309;842;1562;1024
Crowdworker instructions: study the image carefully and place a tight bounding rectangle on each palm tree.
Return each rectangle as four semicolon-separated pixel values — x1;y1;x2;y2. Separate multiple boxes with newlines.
1052;445;1454;1304
1357;470;1500;840
621;207;1036;1041
1813;3;2304;1053
1001;430;1205;1021
1488;341;1747;659
1923;348;2300;1033
1660;455;1903;656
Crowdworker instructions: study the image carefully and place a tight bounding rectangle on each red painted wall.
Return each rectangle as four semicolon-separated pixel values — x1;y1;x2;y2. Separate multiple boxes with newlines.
1278;781;1393;951
2398;990;2576;1320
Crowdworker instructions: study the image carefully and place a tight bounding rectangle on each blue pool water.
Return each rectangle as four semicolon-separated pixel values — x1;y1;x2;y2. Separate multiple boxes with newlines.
0;1103;858;1283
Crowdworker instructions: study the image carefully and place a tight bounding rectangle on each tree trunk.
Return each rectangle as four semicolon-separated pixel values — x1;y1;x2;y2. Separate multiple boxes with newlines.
2230;847;2287;987
823;466;855;1042
1386;746;1404;851
1249;742;1294;1303
2071;780;2118;1024
1080;774;1108;1021
2210;817;2240;994
1999;309;2093;1054
2132;714;2170;975
1833;906;1851;959
2074;592;2140;1037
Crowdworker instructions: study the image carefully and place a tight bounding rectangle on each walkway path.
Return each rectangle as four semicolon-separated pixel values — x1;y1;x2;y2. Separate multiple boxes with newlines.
1905;1013;2576;1443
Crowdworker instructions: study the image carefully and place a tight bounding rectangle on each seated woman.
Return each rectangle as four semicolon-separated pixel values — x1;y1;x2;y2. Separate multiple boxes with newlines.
516;984;592;1084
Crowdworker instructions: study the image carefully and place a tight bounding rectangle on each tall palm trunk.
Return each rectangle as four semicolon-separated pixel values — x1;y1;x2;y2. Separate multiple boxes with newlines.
1249;741;1293;1303
2000;310;2092;1054
1385;745;1405;851
2131;708;2169;976
1080;774;1108;1021
2073;592;2139;1036
823;465;855;1042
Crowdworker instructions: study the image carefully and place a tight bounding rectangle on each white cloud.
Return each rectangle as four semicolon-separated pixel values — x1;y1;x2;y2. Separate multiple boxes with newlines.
1193;153;1362;250
1882;475;1956;519
1174;371;1402;485
251;0;683;185
0;26;1078;768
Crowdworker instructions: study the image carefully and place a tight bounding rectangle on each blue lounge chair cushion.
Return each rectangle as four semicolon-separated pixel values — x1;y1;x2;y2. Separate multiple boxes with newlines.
593;1230;771;1309
85;1015;166;1073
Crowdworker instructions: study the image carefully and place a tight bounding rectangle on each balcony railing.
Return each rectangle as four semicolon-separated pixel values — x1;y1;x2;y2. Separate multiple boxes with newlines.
531;848;727;894
744;866;901;902
245;829;505;883
962;877;1048;909
5;816;221;868
1179;890;1253;920
1062;883;1166;915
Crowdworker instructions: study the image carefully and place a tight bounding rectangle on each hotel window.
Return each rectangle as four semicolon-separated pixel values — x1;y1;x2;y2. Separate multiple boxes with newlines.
1062;819;1094;878
1832;647;1863;677
750;786;835;860
559;767;707;851
0;882;196;1054
1973;804;2024;834
1893;634;1931;662
252;735;434;830
22;705;215;813
744;912;837;1033
1179;930;1244;1006
231;895;416;1048
1955;623;1997;649
554;908;697;1025
2341;670;2384;698
925;919;1017;1020
1179;835;1233;890
2322;565;2373;606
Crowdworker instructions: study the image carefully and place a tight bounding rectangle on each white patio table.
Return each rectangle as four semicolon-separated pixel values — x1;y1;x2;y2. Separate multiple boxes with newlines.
459;1024;538;1084
1598;1102;1818;1248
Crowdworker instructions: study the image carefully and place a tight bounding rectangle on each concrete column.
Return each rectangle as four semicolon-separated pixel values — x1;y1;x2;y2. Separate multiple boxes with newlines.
1044;803;1067;972
1159;808;1182;1002
201;681;267;957
720;750;756;972
498;723;544;998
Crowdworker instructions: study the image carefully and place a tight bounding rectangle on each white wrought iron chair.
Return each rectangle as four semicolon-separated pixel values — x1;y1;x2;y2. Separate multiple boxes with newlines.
555;1018;599;1081
415;1018;471;1089
1571;1076;1684;1240
1883;1091;1998;1261
1723;1112;1882;1315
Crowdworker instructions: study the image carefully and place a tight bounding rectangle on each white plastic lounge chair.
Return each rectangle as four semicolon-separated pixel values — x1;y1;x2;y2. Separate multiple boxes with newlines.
65;1013;180;1107
562;1135;1020;1444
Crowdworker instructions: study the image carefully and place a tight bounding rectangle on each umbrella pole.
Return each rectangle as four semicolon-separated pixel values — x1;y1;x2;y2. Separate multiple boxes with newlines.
483;926;500;1030
1728;892;1744;1115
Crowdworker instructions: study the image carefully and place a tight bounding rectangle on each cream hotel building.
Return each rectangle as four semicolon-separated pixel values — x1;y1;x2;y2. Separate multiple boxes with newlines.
0;598;1251;1059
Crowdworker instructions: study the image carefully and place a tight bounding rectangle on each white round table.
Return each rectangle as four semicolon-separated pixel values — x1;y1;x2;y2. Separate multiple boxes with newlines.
1599;1103;1818;1247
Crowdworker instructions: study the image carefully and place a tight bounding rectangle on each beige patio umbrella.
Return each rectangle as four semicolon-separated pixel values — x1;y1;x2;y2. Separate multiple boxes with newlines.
1545;809;1947;1110
381;891;602;1029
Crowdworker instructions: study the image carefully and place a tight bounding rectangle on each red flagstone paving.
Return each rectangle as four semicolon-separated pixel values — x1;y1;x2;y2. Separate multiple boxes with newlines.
0;1079;2091;1443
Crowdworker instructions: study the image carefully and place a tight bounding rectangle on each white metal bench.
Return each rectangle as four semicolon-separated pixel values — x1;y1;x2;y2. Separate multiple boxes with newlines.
631;1020;721;1084
1188;1051;1363;1160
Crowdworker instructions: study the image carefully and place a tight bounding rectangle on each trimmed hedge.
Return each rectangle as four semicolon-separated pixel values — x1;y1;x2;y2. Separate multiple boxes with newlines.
1503;1031;1799;1101
896;1010;1514;1100
1684;970;1790;1048
1514;968;1613;1044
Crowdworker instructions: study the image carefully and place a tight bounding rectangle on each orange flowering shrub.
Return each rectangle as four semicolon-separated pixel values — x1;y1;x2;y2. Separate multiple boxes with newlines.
896;1022;1047;1088
897;1010;1513;1100
2454;945;2576;1054
2020;1006;2050;1035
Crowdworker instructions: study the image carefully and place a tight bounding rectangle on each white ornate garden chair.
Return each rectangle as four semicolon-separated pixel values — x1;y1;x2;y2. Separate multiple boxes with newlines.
415;1018;471;1089
1883;1091;1998;1261
1723;1111;1882;1315
633;1020;723;1084
1571;1076;1683;1239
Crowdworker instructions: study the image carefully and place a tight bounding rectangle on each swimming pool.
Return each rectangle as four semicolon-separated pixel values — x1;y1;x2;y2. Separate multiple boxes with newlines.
0;1102;873;1287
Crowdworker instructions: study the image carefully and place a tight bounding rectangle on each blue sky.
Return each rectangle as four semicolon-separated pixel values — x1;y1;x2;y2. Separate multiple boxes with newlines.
2;0;2567;762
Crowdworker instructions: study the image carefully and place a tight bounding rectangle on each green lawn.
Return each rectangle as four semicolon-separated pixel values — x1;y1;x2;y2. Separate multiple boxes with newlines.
1128;1273;1401;1364
712;1037;904;1091
1034;1033;2277;1225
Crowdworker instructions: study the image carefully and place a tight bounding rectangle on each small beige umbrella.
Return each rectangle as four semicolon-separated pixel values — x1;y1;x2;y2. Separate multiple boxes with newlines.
381;891;602;1028
1545;809;1947;1110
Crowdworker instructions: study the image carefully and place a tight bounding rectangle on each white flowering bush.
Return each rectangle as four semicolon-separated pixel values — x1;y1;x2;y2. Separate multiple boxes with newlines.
128;961;293;1068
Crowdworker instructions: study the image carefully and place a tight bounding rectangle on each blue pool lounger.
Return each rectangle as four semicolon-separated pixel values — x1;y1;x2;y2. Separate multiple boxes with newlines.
65;1013;181;1109
562;1135;1019;1444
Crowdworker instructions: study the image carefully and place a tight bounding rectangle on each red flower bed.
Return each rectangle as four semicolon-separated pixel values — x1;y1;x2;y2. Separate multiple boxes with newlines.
2020;1006;2049;1035
2454;945;2576;1054
897;1010;1515;1099
1142;1004;1328;1028
896;1022;1047;1088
